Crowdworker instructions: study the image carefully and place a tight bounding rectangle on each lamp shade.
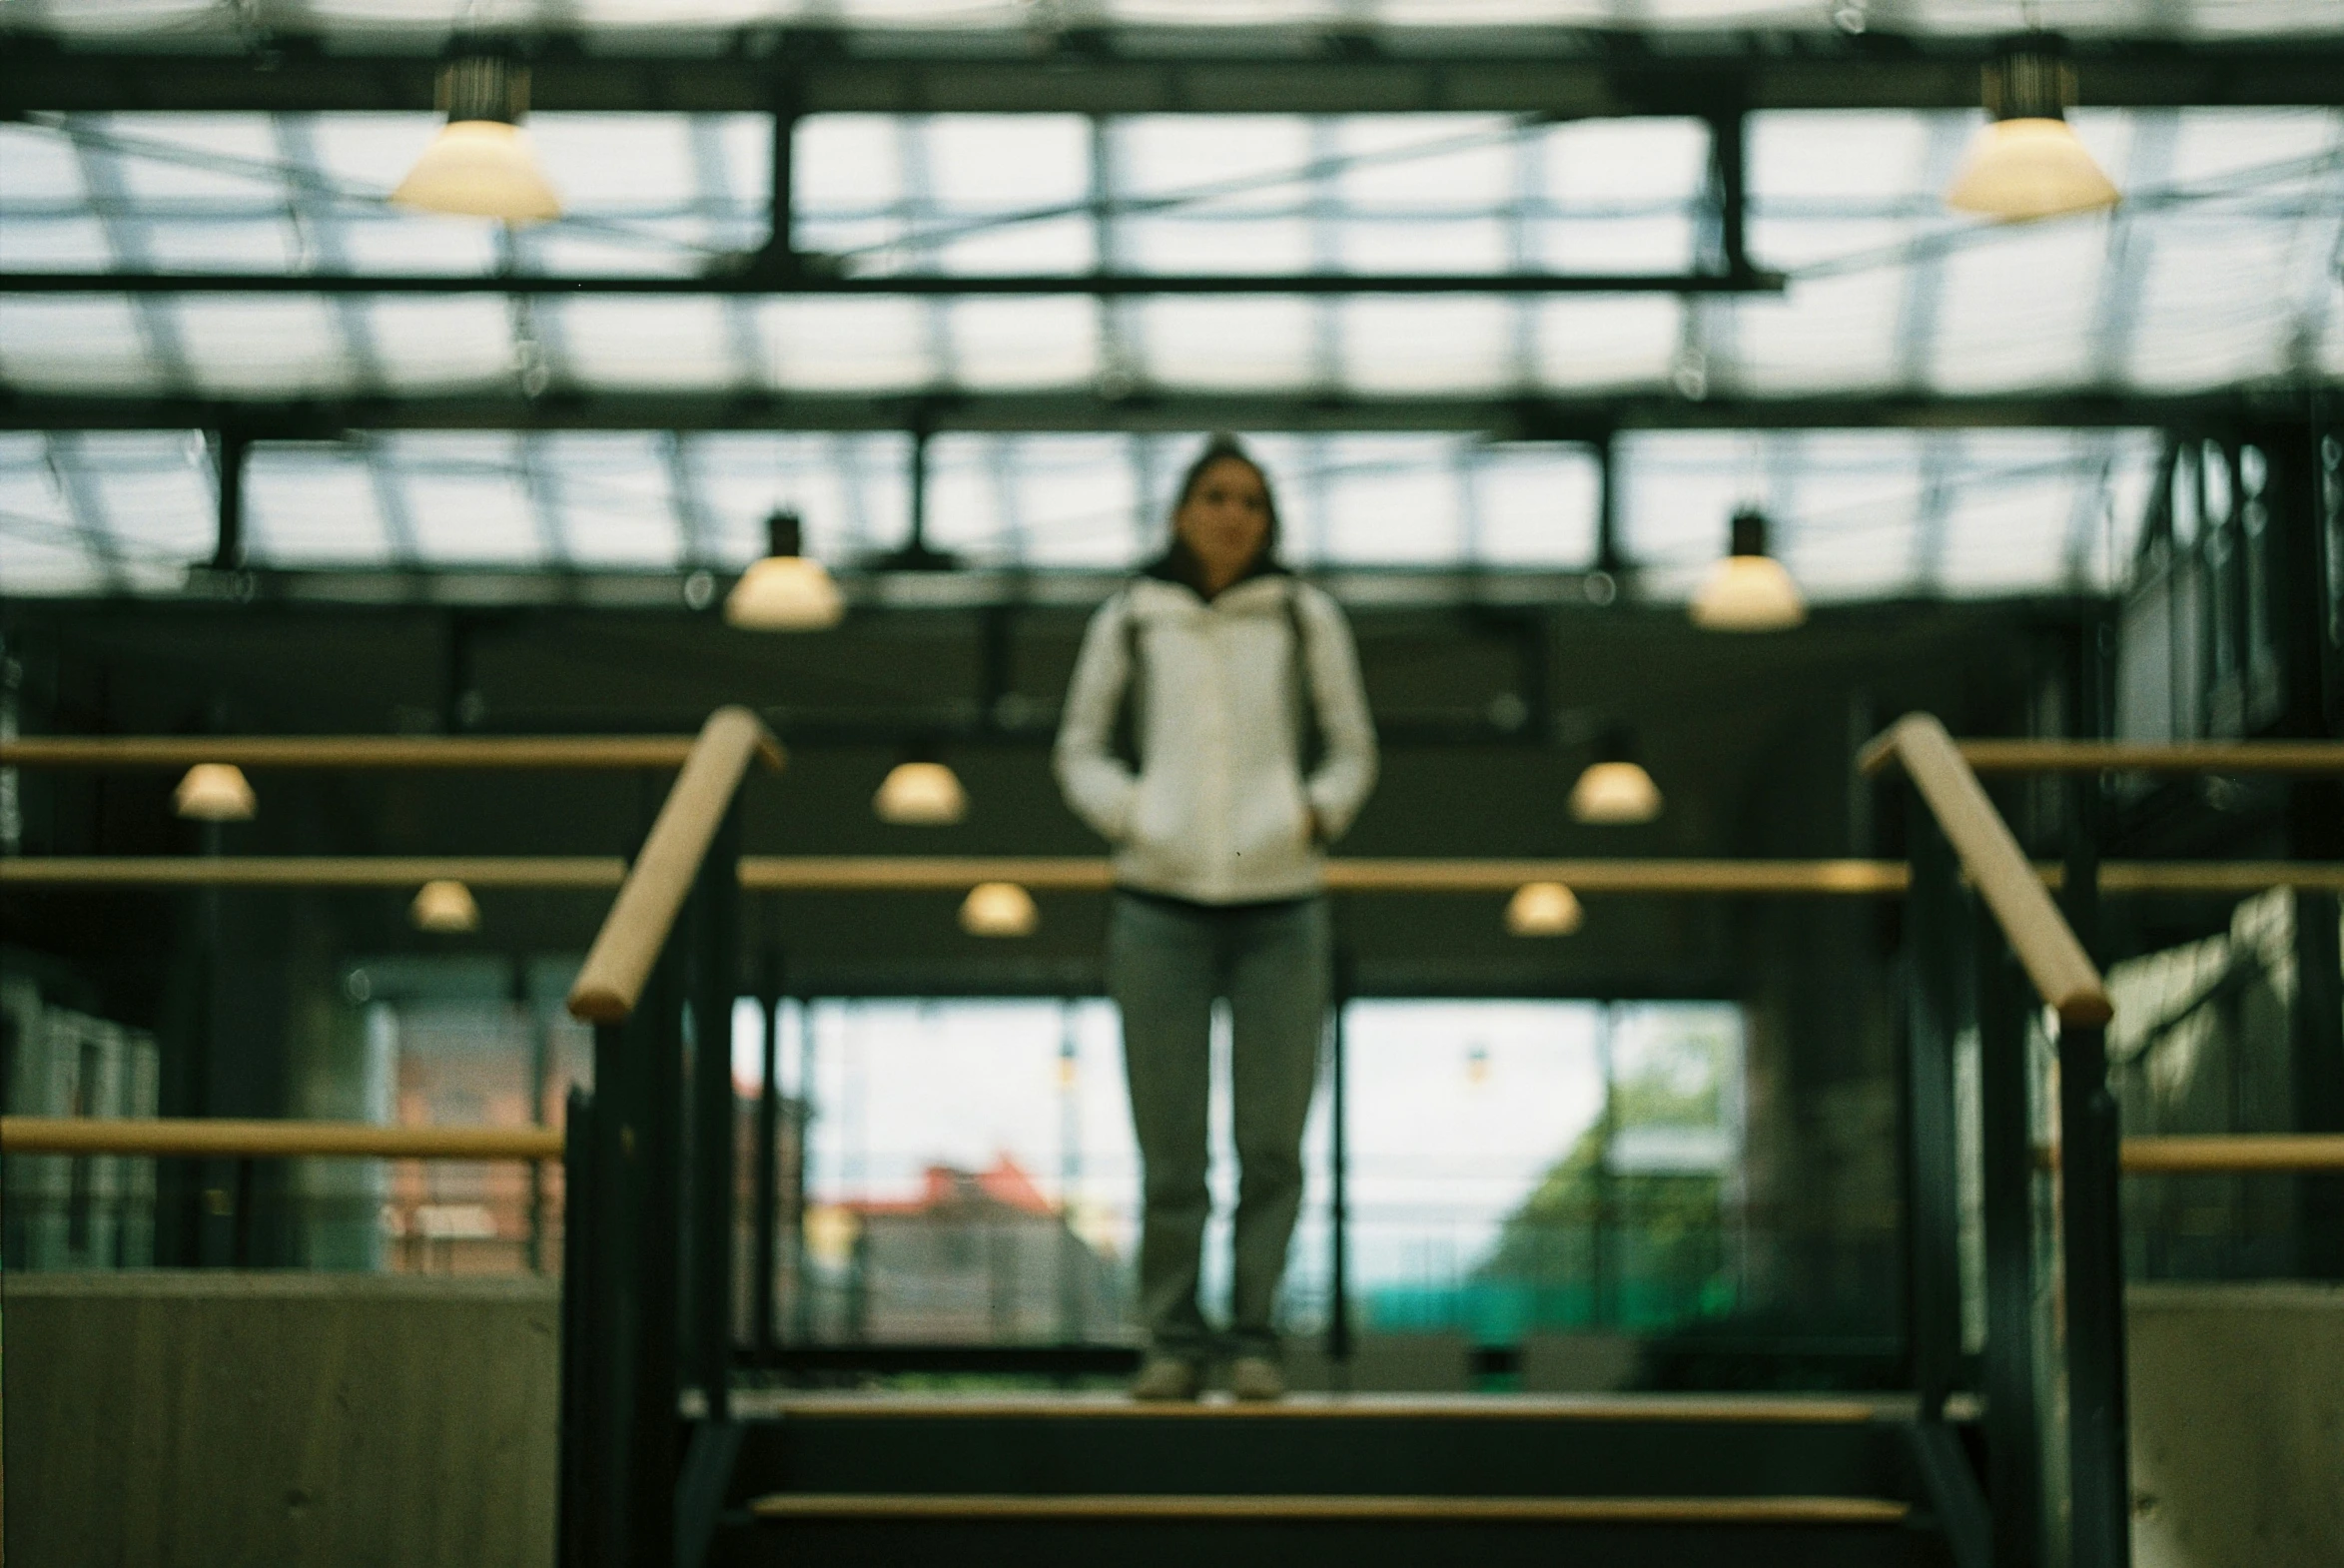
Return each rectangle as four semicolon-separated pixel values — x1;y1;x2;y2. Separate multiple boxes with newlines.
391;54;561;224
726;512;843;630
410;879;480;934
1570;760;1663;825
391;121;562;223
174;763;256;822
1505;881;1584;937
960;882;1038;938
1945;35;2118;222
1691;507;1807;632
875;760;968;826
1693;555;1808;631
1946;118;2119;222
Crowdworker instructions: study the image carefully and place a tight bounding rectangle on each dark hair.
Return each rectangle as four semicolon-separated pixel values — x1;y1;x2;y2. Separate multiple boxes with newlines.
1171;433;1281;551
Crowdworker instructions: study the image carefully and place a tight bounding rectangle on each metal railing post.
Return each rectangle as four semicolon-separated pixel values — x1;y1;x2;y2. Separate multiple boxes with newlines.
686;797;742;1422
1903;794;1965;1416
1976;915;2043;1568
1325;948;1353;1373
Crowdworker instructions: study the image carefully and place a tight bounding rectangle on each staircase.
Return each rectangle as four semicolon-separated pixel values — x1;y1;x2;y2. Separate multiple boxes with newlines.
700;1391;1958;1567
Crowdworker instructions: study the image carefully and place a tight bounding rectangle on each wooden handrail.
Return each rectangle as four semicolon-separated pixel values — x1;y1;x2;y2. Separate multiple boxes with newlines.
1867;739;2344;776
1865;713;2112;1028
13;1119;2337;1176
6;855;2341;895
0;856;627;888
1;1116;562;1161
2119;1134;2344;1175
567;706;775;1024
0;733;788;772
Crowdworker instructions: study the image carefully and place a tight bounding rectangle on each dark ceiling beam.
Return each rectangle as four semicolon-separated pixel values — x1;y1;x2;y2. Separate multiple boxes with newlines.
0;269;1784;297
3;32;2341;116
3;387;2325;438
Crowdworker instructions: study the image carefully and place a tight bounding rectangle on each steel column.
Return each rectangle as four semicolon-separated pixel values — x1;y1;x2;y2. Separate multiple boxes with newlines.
1325;947;1353;1370
1976;915;2042;1568
1903;795;1965;1417
686;797;743;1422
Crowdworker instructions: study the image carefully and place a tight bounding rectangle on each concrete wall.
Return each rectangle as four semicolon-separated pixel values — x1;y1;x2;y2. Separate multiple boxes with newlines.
5;1274;2338;1567
3;1273;558;1568
2128;1283;2344;1568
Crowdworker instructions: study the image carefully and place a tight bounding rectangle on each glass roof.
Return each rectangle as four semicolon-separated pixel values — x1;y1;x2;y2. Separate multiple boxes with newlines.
0;426;2154;599
0;101;2329;600
18;1;2344;40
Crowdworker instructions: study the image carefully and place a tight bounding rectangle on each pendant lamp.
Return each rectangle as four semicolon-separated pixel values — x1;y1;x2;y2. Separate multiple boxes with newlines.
1570;730;1663;826
727;510;844;631
391;54;563;224
1505;881;1583;937
174;763;257;822
410;879;481;934
875;754;968;826
1691;508;1808;632
1946;35;2119;223
960;882;1039;938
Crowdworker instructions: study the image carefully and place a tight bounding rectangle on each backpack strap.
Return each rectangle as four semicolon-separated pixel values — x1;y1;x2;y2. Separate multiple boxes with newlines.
1113;588;1146;771
1286;580;1324;775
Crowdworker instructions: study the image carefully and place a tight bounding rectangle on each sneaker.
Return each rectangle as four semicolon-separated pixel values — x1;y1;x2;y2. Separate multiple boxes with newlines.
1131;1355;1202;1401
1229;1354;1285;1402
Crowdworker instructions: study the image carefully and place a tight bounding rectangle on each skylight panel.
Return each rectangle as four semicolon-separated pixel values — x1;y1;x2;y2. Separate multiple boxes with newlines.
933;219;1095;276
1751;112;1938;209
1315;434;1469;565
2166;108;2343;187
1115;117;1315;217
1619;431;1759;584
1532;297;1681;390
1473;445;1600;567
365;299;523;391
1936;460;2078;595
101;114;286;205
246;444;395;566
336;212;501;275
1734;240;1907;392
945;299;1101;389
174;298;352;394
79;432;214;572
1335;218;1508;274
536;433;686;569
0;298;166;392
796;116;908;221
307;114;444;199
0;523;104;597
0;220;112;270
143;218;302;274
1339;297;1514;392
1121;215;1314;274
558;298;743;390
1539;119;1709;208
0;122;89;205
2124;221;2320;390
1137;298;1318;389
388;434;551;566
923;437;1008;563
927;116;1091;212
1334;117;1518;214
690;431;882;566
758;298;940;389
1928;221;2108;392
1017;436;1147;569
531;115;704;212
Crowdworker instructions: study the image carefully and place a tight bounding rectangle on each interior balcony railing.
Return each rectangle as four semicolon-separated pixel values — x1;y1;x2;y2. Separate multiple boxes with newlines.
6;712;2344;1568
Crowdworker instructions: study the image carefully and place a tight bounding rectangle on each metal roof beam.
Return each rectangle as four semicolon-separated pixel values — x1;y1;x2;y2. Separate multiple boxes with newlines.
4;33;2341;115
3;388;2323;437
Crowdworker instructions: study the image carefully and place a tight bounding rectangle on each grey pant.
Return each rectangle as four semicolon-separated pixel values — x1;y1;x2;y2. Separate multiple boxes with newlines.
1108;891;1330;1359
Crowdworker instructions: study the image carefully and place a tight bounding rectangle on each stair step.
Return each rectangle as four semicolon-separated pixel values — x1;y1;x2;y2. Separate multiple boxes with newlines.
734;1391;1891;1423
750;1493;1912;1525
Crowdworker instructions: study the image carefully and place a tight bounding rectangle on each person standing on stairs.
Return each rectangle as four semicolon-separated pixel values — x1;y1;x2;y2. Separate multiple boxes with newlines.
1054;434;1379;1401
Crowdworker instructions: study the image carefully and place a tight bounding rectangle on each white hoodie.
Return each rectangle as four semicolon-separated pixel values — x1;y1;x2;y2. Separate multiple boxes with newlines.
1054;572;1378;904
